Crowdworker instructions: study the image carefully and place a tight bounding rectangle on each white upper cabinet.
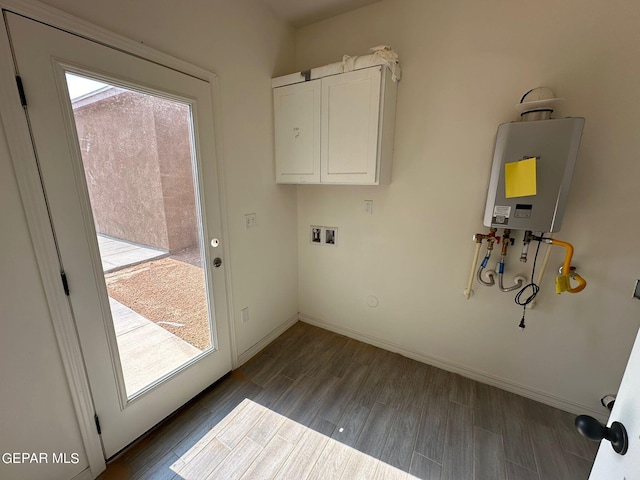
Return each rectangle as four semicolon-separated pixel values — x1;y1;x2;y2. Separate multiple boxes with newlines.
321;68;381;184
273;65;397;185
273;79;321;183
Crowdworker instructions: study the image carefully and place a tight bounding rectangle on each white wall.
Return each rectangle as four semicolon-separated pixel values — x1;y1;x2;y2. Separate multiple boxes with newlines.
0;1;296;479
0;126;88;479
295;0;640;415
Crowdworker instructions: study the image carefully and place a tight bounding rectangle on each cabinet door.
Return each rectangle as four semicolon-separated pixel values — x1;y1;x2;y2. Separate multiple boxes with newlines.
321;67;382;184
273;80;321;183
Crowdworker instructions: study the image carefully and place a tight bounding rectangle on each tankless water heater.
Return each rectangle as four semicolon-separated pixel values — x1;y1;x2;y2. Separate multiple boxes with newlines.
483;117;584;233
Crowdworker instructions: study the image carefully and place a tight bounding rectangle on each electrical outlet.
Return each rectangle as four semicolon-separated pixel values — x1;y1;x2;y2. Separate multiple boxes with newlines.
364;200;373;215
245;213;256;229
241;307;249;323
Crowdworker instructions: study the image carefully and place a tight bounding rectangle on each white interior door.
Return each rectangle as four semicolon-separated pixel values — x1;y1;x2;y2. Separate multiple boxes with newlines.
6;12;232;458
589;326;640;478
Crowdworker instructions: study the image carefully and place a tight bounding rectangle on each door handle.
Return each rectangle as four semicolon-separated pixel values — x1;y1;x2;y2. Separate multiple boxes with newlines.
575;415;628;455
213;257;222;268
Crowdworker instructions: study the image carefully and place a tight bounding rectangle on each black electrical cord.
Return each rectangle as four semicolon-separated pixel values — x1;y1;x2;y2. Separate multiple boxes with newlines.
514;240;542;328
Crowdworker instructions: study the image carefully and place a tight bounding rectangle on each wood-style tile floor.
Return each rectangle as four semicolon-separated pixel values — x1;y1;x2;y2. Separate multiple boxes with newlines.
98;321;598;479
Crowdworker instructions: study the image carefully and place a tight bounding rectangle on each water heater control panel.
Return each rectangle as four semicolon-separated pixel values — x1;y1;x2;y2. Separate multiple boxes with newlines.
483;117;585;233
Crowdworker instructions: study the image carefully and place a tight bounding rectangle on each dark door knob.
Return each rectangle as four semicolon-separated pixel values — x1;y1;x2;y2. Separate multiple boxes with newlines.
213;257;222;268
575;415;628;455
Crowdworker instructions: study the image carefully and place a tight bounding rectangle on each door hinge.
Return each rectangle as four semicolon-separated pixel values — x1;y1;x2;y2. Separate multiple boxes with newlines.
60;271;70;296
15;76;27;107
94;414;102;435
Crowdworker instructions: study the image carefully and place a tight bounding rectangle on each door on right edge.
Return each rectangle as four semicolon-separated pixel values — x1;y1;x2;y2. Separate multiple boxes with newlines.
589;326;640;478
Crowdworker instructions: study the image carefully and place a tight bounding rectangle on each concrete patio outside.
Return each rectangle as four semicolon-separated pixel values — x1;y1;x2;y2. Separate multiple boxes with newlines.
98;235;205;397
97;234;168;273
110;298;201;396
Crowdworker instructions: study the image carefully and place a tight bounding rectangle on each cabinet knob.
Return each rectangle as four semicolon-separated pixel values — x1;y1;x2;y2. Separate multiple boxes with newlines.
575;415;628;455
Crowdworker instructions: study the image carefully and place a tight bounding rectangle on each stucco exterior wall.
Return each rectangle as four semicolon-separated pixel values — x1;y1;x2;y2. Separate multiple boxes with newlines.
153;99;199;253
73;88;198;253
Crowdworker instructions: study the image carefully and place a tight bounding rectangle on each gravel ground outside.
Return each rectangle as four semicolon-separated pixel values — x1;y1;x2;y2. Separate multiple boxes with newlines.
105;256;211;351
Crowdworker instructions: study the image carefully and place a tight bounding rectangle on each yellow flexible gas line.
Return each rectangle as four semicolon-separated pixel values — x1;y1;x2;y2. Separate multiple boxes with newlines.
549;239;587;294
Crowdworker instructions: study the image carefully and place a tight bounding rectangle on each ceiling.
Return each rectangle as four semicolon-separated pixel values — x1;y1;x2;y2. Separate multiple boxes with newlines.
259;0;382;27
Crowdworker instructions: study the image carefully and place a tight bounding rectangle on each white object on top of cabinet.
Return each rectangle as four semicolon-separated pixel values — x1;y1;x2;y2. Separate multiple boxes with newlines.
273;65;397;185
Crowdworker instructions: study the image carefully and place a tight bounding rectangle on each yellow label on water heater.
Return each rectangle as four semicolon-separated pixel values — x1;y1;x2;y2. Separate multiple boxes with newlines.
505;157;537;198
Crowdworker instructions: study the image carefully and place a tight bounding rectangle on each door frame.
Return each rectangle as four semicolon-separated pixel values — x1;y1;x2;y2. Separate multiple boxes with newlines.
0;1;238;476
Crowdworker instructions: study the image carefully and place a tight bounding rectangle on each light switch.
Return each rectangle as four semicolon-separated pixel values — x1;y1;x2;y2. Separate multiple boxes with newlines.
245;213;257;229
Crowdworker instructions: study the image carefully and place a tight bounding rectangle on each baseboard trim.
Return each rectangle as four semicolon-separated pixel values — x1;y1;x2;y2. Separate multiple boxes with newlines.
236;313;299;366
71;467;94;480
299;313;608;423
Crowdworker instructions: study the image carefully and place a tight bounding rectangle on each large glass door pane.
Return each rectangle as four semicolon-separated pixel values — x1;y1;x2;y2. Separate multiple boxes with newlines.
66;73;213;398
